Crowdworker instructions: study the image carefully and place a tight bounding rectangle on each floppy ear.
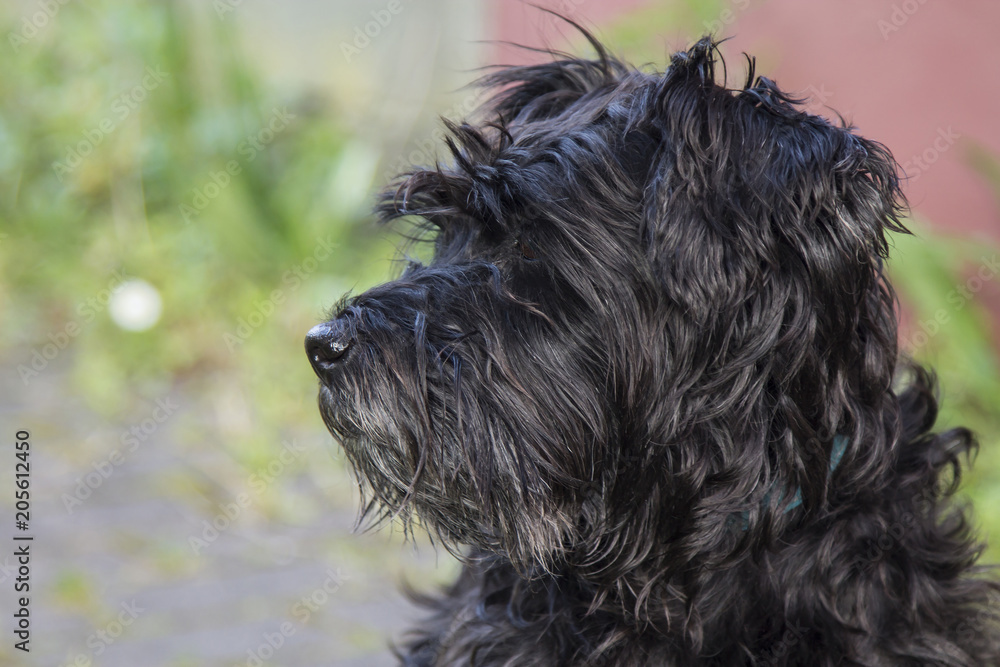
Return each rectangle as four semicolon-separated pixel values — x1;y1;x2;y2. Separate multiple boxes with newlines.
641;38;910;514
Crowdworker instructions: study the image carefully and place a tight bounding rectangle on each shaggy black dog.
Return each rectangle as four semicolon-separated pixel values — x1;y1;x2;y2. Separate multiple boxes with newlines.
306;30;1000;666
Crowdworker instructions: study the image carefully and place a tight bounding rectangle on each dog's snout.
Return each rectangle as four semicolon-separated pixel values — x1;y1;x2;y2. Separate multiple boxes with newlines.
305;320;354;380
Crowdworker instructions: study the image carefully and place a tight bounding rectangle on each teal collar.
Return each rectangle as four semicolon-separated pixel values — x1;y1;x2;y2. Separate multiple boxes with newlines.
740;434;848;528
779;434;848;513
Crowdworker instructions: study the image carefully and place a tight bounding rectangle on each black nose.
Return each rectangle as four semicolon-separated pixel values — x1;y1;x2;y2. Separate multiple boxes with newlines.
305;320;354;380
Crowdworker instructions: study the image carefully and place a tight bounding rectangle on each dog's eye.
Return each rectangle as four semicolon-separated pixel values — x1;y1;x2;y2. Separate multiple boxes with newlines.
515;238;538;261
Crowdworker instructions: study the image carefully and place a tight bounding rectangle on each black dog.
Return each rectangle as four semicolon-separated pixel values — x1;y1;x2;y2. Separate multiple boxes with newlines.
306;30;1000;666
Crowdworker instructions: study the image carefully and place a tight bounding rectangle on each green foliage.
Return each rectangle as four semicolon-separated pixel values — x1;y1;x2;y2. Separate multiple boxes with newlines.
0;1;388;449
890;226;1000;561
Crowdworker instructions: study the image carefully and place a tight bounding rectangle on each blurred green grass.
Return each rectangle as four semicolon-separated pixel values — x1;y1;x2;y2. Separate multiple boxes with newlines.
2;0;997;565
1;1;390;470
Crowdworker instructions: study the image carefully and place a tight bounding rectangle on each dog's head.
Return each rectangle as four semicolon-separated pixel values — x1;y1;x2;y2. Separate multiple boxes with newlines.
306;34;908;576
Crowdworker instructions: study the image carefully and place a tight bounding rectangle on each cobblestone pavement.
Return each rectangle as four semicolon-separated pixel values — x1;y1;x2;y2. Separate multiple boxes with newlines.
0;354;457;666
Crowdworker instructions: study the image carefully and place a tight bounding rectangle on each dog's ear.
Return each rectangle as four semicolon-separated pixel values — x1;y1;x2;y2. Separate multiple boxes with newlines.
639;38;910;515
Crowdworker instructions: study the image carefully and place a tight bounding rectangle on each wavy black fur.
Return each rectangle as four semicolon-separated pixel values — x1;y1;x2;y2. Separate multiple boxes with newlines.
307;28;1000;666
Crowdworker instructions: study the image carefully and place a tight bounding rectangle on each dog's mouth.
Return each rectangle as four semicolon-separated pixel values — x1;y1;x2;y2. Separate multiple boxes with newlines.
305;319;373;448
303;307;613;568
305;315;424;452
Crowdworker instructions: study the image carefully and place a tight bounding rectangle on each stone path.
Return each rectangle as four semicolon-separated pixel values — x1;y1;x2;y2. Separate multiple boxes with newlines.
0;354;454;666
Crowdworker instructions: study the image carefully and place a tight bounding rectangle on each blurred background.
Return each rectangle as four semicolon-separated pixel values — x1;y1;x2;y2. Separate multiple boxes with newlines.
0;0;997;665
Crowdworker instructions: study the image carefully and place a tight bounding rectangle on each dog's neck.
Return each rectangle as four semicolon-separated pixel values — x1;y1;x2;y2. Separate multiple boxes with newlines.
742;433;849;527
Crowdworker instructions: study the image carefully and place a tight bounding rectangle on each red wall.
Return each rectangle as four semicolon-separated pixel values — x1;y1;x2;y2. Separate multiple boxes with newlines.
491;0;1000;341
491;0;1000;240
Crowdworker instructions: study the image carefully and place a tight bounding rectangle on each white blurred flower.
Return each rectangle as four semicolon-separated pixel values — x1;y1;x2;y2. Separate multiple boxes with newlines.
109;279;162;332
